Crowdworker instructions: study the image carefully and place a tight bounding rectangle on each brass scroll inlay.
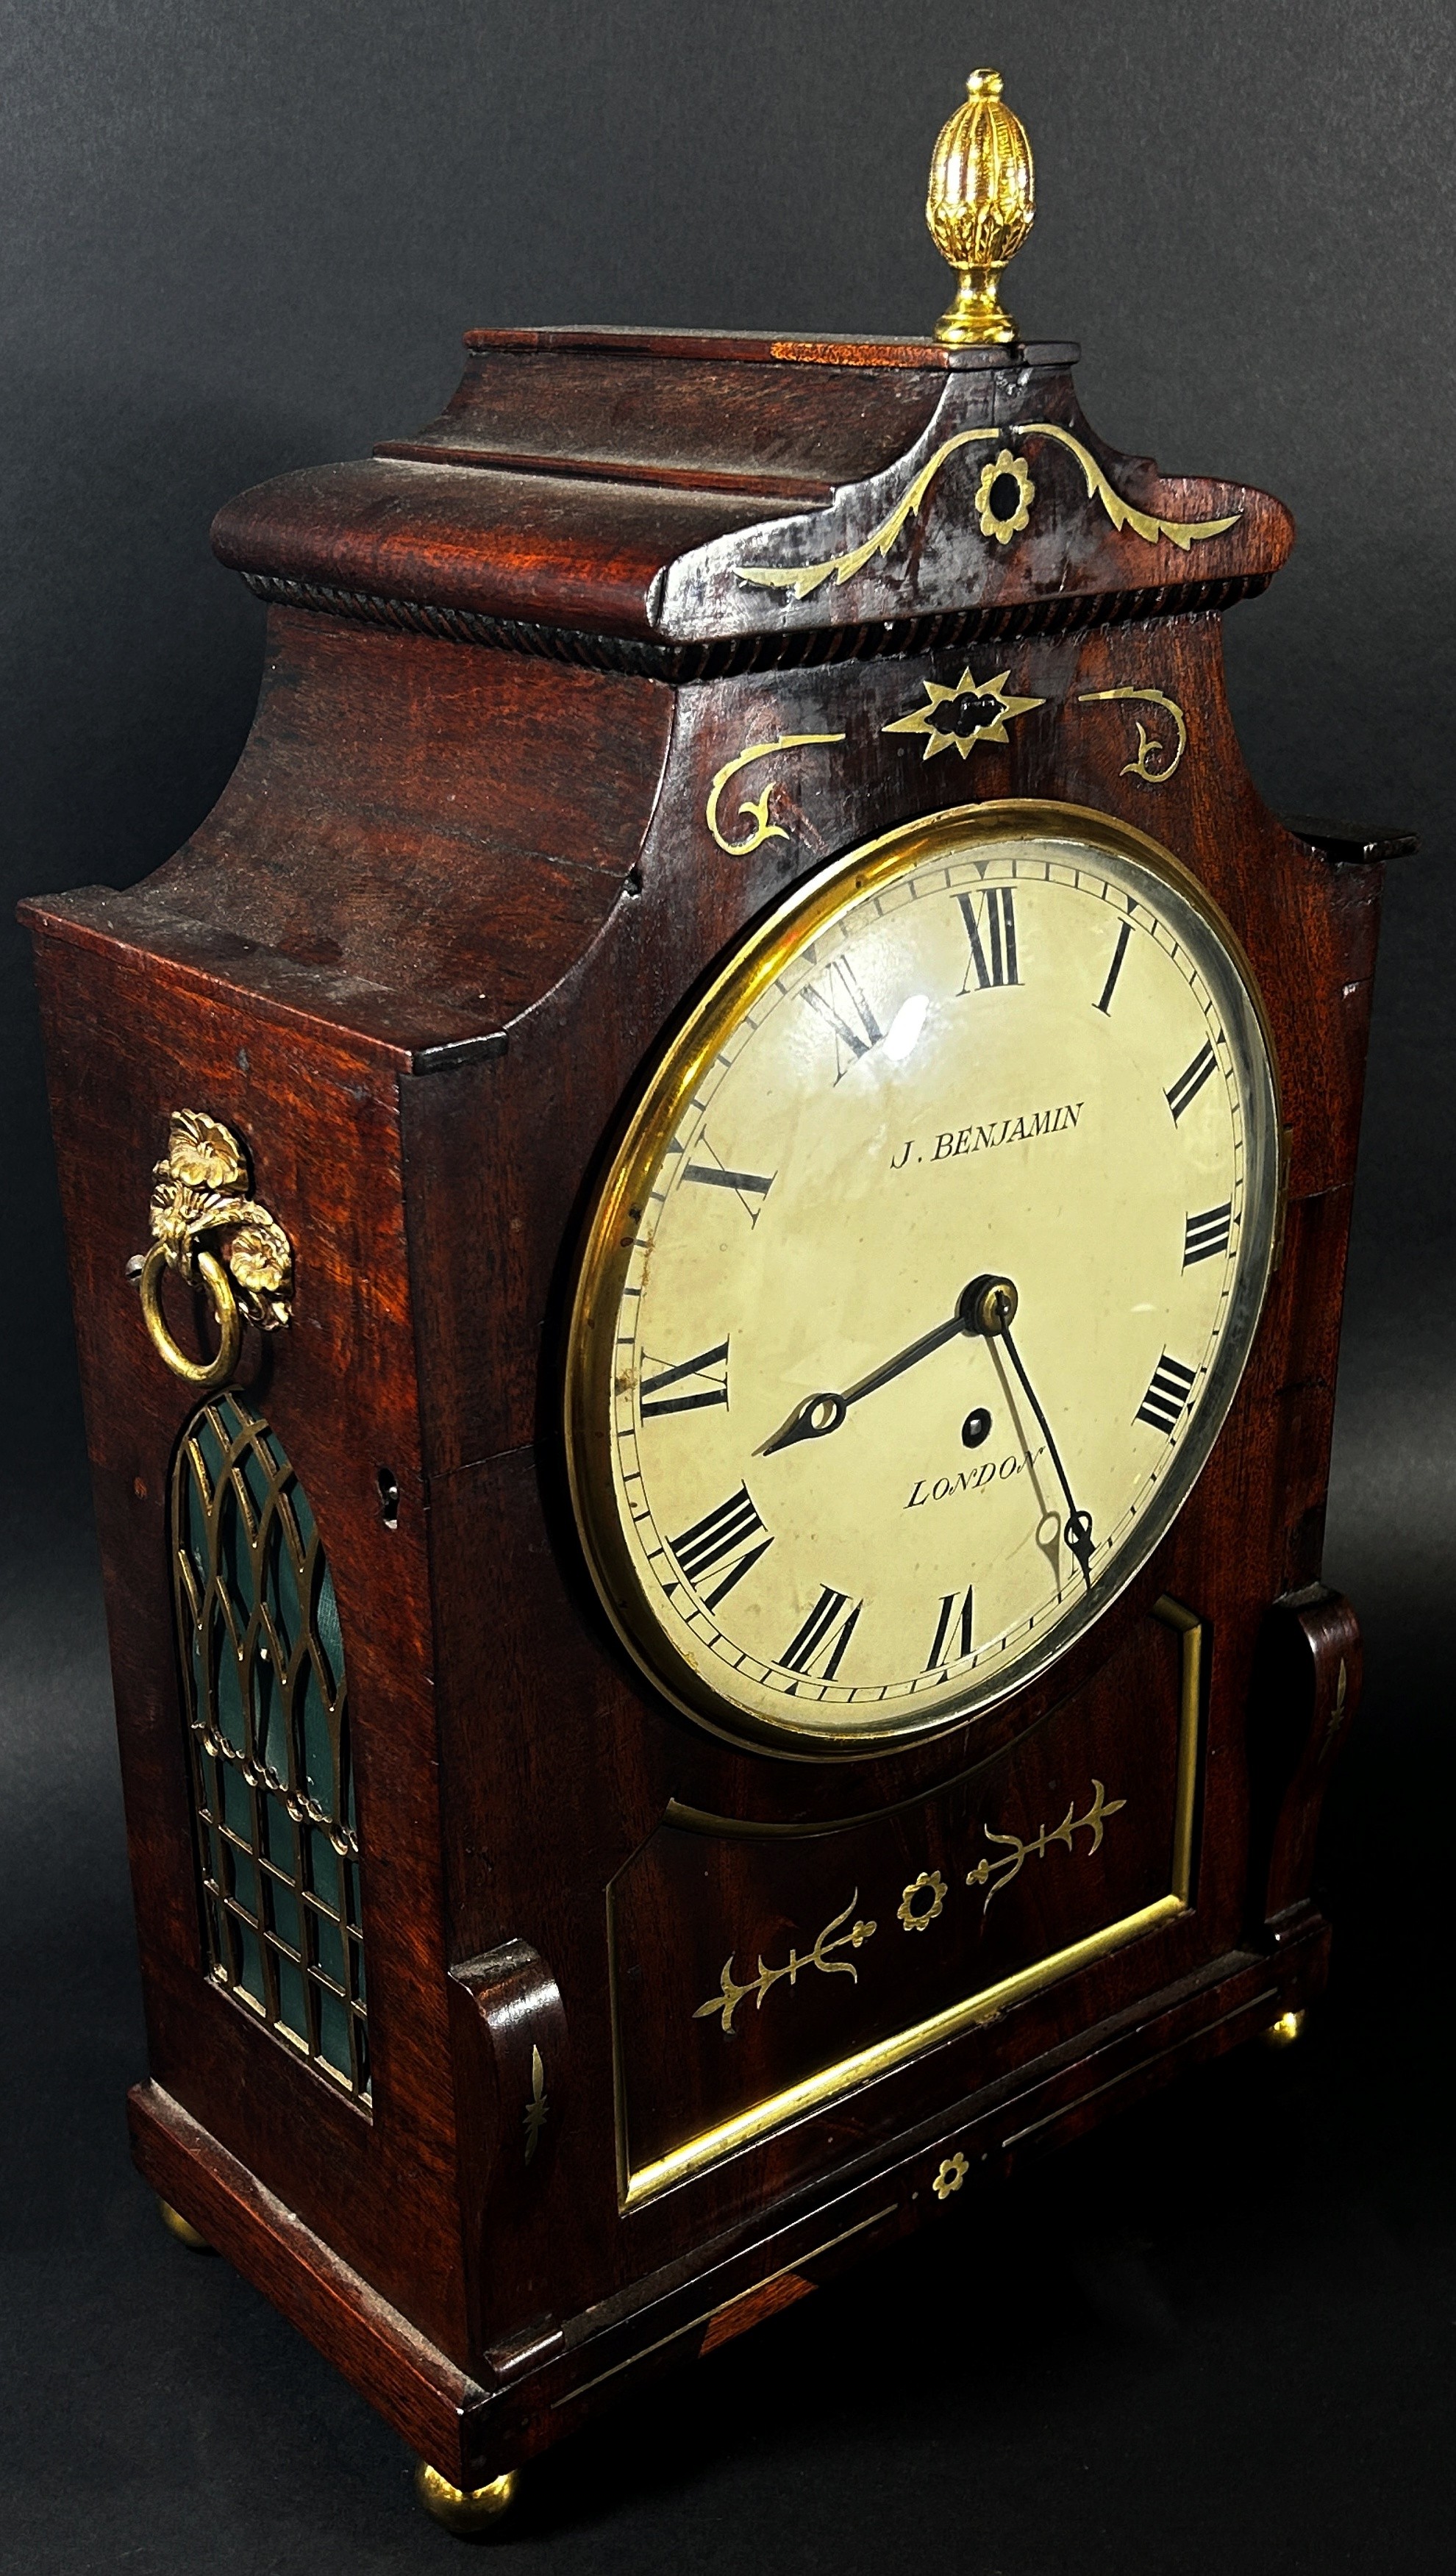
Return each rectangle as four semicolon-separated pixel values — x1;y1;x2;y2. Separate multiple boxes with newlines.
738;424;1241;600
705;732;846;854
693;1891;878;2036
135;1110;292;1392
1077;688;1189;785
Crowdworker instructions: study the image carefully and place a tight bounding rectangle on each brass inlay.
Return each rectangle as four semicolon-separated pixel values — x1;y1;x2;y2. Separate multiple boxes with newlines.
705;732;846;854
135;1110;292;1392
1078;688;1189;785
932;2152;970;2199
968;1777;1126;1913
1320;1656;1349;1762
738;424;1241;600
927;70;1035;349
883;666;1045;760
974;449;1035;541
524;2042;549;2164
897;1871;948;1933
693;1890;878;2036
615;1596;1203;2206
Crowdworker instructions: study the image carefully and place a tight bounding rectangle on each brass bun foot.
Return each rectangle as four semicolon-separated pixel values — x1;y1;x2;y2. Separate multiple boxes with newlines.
1261;2007;1307;2050
414;2460;518;2536
158;2197;213;2251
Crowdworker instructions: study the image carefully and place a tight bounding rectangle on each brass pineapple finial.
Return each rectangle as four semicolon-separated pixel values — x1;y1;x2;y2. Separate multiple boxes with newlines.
927;69;1035;348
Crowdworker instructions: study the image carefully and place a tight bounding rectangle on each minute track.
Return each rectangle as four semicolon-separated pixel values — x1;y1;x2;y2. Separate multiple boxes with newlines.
572;804;1279;1750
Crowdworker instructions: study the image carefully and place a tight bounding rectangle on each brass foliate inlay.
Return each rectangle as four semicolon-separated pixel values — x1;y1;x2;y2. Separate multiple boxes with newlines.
927;69;1035;348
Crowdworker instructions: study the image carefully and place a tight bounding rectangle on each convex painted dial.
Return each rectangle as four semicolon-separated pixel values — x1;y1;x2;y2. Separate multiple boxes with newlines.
566;802;1280;1752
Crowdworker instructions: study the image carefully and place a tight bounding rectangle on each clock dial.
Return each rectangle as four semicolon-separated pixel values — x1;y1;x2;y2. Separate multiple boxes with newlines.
566;802;1280;1752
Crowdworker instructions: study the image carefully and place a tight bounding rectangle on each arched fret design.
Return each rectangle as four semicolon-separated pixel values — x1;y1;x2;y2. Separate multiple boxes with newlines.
171;1394;369;2100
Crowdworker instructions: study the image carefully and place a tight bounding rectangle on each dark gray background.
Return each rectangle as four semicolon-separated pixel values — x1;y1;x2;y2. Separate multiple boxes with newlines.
1;4;1452;2569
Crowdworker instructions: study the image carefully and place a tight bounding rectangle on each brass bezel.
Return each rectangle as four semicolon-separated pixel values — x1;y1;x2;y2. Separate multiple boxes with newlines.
563;799;1281;1759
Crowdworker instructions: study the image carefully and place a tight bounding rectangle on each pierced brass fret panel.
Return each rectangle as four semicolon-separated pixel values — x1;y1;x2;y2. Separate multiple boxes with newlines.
171;1394;369;2102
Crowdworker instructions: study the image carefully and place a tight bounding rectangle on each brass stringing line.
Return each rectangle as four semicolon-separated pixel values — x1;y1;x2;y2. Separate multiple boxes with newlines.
968;1777;1127;1912
737;423;1242;597
704;732;846;854
1077;687;1188;784
694;1890;878;2035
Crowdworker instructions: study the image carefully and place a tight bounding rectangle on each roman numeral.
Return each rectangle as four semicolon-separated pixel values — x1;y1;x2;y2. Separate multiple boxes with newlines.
1135;1352;1198;1435
1182;1203;1233;1267
669;1484;772;1608
799;957;885;1082
956;887;1020;993
1166;1040;1217;1122
779;1585;863;1680
639;1341;730;1419
1094;918;1132;1015
926;1583;974;1671
681;1138;776;1223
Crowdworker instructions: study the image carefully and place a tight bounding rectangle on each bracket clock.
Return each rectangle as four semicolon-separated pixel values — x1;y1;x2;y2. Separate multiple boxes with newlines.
24;72;1413;2530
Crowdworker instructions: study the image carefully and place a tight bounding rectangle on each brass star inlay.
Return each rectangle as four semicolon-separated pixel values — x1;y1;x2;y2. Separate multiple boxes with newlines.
883;667;1045;761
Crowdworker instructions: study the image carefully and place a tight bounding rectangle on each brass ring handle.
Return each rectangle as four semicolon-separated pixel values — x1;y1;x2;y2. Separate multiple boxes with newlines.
138;1242;243;1392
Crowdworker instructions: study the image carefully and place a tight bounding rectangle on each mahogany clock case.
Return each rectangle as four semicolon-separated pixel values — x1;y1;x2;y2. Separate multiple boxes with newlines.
19;309;1411;2485
2;4;1443;2576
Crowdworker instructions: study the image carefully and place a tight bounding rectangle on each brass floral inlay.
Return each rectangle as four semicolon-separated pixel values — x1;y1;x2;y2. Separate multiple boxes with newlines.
967;1779;1126;1913
693;1780;1127;2039
932;2152;970;2200
738;422;1241;599
897;1870;948;1933
694;1892;877;2036
974;449;1034;543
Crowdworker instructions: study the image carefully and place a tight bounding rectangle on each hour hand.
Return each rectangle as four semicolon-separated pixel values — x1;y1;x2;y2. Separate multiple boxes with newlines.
756;1308;971;1455
757;1390;848;1455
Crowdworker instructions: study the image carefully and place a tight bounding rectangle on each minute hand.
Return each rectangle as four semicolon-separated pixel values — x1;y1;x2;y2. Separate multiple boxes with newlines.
988;1296;1096;1593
